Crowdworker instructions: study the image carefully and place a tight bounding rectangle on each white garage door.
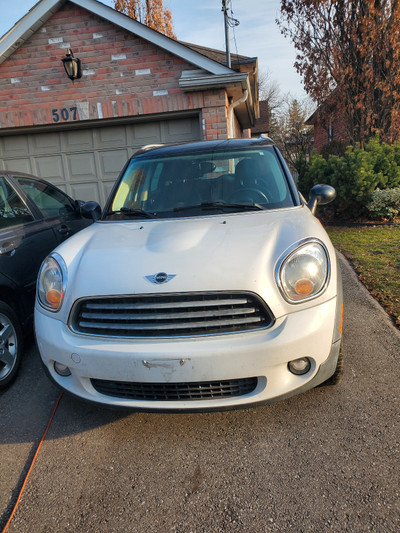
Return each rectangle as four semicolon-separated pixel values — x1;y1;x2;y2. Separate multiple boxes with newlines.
0;116;200;206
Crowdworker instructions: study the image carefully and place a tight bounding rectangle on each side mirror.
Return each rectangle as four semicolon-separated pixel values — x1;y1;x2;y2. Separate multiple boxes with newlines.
80;201;102;221
307;184;336;215
74;199;85;214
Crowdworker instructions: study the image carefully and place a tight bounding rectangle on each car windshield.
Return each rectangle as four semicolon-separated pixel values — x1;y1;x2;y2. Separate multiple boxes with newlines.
107;146;296;219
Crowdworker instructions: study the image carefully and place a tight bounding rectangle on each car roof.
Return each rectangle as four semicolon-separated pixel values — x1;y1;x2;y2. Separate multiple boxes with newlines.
0;170;41;180
132;137;276;159
0;171;76;201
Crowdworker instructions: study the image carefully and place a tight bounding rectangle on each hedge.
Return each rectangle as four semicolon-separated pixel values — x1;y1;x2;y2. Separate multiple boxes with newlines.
297;135;400;218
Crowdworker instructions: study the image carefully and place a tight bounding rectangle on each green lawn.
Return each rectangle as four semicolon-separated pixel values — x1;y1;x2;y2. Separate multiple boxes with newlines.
327;225;400;328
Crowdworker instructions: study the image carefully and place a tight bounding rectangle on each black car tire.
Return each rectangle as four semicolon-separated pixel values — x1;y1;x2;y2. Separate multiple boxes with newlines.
320;341;344;387
0;301;23;389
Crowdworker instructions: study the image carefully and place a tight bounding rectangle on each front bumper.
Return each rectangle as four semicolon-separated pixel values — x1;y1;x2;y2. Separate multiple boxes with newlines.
35;296;340;410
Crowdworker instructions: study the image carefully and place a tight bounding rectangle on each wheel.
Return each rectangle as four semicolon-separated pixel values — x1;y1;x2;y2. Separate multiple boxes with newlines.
321;342;344;386
229;187;269;204
0;301;23;389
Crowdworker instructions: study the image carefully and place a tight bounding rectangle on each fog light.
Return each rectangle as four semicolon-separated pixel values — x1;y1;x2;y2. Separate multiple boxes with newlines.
54;362;71;377
288;357;311;375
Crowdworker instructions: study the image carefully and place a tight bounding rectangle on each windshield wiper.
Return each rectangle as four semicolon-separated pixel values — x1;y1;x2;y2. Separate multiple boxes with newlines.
105;207;156;219
174;201;265;213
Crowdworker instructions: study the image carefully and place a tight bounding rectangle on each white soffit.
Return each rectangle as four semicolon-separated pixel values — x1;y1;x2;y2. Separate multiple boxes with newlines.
0;0;234;76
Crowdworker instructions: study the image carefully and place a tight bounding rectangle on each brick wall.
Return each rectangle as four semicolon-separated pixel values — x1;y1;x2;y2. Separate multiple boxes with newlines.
313;111;348;152
201;90;228;140
0;2;234;140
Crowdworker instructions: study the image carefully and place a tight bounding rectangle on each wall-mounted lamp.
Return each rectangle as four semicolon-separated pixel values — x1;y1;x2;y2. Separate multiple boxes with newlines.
61;49;82;81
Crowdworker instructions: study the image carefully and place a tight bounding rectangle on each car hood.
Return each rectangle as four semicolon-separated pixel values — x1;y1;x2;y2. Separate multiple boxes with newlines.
53;207;337;319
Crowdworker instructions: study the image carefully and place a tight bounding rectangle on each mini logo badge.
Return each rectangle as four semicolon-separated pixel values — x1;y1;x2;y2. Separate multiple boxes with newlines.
145;272;176;284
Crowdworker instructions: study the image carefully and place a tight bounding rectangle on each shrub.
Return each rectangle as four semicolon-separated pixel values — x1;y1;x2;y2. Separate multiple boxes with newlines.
320;140;348;159
365;135;400;189
296;135;400;218
367;188;400;220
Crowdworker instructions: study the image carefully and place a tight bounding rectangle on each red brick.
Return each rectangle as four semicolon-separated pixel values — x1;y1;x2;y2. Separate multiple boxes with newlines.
0;2;241;138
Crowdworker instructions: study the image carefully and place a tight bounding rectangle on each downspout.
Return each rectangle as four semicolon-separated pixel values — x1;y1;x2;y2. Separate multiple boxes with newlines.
228;89;248;138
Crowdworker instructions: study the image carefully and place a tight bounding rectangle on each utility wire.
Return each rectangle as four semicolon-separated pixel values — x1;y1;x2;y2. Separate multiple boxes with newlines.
228;0;240;66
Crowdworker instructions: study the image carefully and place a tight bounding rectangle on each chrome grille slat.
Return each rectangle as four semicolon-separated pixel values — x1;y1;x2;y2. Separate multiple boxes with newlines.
79;316;263;331
80;306;257;321
85;298;250;310
71;293;273;337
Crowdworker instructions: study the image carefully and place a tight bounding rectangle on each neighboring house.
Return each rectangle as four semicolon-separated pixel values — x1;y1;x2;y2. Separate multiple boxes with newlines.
0;0;259;205
306;105;347;153
250;100;270;138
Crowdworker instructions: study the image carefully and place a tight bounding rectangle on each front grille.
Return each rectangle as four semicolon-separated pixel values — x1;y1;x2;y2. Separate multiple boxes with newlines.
91;377;258;401
70;292;273;338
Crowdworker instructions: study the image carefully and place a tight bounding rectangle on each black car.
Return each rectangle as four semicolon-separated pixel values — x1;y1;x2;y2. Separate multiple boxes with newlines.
0;171;93;388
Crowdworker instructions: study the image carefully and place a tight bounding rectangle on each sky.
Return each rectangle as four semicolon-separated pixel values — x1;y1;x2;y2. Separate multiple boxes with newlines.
0;0;307;99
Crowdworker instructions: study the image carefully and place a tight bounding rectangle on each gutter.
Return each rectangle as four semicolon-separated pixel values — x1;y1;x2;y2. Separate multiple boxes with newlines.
179;72;249;92
228;89;249;138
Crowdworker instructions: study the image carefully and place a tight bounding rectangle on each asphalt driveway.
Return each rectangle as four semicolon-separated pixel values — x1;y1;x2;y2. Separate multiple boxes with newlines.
1;253;399;532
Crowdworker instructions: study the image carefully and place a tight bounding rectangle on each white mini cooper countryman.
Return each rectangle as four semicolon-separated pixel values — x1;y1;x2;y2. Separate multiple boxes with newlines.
35;138;343;411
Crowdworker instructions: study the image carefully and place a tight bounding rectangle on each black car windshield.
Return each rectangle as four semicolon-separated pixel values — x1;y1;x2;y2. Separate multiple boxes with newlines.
107;147;296;219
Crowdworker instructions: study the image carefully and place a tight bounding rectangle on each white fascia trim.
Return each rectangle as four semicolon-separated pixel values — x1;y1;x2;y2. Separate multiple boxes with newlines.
0;0;65;64
179;72;249;91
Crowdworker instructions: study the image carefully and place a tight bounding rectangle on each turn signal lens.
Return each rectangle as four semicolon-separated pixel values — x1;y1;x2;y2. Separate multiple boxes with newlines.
294;279;314;296
37;255;67;312
278;241;329;302
46;289;62;306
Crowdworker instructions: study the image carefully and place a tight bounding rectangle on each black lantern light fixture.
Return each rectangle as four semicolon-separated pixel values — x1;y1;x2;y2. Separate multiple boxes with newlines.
61;49;82;81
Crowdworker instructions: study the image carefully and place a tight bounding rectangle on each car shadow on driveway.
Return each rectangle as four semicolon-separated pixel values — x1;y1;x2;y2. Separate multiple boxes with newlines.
0;332;349;448
0;336;131;446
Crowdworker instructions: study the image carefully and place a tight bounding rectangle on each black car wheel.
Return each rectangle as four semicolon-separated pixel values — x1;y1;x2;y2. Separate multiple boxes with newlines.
0;301;23;389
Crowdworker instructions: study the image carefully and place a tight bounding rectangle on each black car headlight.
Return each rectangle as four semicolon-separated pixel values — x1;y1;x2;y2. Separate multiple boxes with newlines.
276;240;329;302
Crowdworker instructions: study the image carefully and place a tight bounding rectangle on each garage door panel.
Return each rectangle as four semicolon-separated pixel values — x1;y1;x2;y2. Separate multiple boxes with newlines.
94;126;127;148
62;130;94;151
129;122;162;145
66;153;97;181
35;155;64;181
30;133;61;154
2;136;30;158
98;149;128;177
162;118;199;142
2;158;33;174
70;183;101;204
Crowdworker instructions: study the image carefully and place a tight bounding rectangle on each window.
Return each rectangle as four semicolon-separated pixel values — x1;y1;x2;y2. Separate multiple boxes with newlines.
0;177;34;229
15;177;74;218
110;147;295;217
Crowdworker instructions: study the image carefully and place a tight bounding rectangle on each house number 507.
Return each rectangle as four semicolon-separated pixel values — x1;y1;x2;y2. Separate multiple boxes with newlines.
51;107;78;122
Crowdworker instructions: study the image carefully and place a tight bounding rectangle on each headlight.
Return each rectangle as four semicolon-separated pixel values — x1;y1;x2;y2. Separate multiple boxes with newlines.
277;241;329;302
37;254;67;312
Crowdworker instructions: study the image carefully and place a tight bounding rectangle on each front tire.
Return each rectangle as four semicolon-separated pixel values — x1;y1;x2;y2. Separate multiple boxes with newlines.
0;301;23;389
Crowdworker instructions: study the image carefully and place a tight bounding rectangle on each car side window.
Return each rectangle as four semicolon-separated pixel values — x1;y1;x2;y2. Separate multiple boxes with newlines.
14;177;75;218
0;177;34;229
